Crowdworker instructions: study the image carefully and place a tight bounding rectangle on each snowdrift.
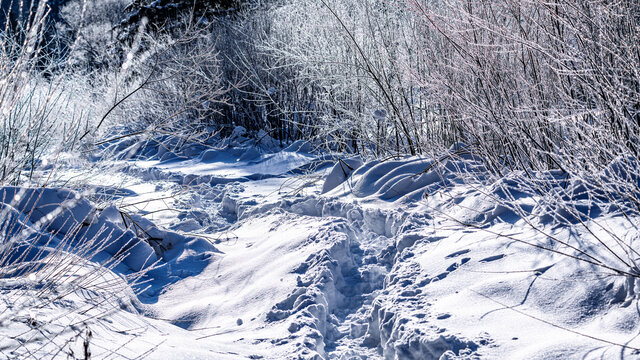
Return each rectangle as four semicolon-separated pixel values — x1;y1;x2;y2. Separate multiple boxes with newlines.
0;187;217;276
10;138;640;359
0;186;225;357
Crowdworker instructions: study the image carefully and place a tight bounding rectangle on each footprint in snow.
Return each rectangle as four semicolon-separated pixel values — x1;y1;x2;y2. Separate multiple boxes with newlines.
433;258;471;282
446;257;471;272
479;254;506;263
432;271;449;282
445;249;470;258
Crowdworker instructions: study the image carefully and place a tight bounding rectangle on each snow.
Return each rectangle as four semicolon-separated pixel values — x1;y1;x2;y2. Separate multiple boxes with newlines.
2;139;640;359
321;157;363;194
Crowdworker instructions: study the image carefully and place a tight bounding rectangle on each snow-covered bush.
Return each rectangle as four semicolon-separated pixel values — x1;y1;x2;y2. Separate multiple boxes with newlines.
230;0;639;170
405;0;640;172
0;0;95;185
57;0;130;73
225;0;463;155
80;15;232;157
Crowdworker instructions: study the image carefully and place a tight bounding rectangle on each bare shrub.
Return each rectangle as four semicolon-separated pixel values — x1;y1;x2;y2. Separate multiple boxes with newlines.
0;0;96;185
84;15;230;157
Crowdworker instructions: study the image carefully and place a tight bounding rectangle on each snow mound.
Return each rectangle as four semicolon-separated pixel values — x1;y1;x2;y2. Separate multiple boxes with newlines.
324;155;483;202
284;140;313;153
0;187;153;273
322;157;363;194
0;187;217;286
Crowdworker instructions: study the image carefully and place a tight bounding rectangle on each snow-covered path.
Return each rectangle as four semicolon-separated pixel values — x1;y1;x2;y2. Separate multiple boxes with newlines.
3;142;640;359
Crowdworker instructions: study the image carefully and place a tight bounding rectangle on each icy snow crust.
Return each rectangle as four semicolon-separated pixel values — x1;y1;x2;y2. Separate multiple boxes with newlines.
3;139;640;359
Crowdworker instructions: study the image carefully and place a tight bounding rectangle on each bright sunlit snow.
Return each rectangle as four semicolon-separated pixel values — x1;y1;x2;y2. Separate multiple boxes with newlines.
2;137;640;359
2;1;640;359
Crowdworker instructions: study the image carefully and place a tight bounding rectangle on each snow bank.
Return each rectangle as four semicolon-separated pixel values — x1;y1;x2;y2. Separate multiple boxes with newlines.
0;187;157;272
27;135;640;359
0;187;218;281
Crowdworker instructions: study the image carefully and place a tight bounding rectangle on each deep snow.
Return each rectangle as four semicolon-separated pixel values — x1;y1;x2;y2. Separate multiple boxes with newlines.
2;136;640;359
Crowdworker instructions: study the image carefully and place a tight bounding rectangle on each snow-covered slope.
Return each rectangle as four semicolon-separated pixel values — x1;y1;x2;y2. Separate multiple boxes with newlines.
4;140;640;359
